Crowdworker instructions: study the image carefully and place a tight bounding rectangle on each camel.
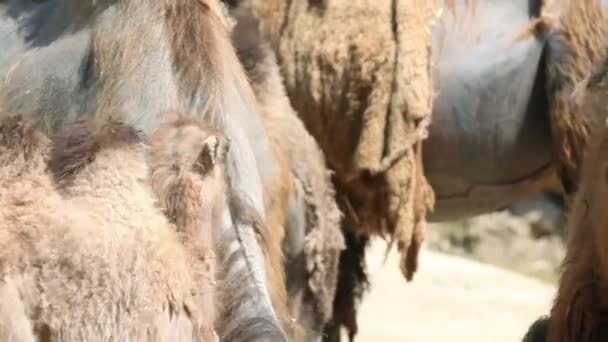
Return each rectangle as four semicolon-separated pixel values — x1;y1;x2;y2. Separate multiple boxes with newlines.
147;115;231;341
225;0;608;339
230;4;345;340
147;114;289;340
0;115;220;341
523;121;608;342
523;2;608;334
0;0;290;339
147;115;228;322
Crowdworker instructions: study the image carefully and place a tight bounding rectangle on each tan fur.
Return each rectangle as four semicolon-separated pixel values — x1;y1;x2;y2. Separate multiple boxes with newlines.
242;0;438;287
148;114;230;342
544;0;608;194
546;119;608;342
0;116;216;341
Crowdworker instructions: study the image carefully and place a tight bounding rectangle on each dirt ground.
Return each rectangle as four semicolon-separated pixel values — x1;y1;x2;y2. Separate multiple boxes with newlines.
352;239;555;342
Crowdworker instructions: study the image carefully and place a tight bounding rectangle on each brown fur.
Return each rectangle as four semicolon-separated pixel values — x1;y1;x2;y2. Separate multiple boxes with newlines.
0;115;216;341
523;6;608;331
544;0;608;194
546;119;608;342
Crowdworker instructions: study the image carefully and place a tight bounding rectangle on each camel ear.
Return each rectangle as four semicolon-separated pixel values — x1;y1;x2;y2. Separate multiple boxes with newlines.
197;135;228;173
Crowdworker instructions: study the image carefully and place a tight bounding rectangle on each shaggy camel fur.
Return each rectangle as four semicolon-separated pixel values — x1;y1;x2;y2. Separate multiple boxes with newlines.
541;118;608;341
522;4;608;338
244;0;438;280
227;0;438;338
543;0;608;194
230;3;345;336
0;115;218;341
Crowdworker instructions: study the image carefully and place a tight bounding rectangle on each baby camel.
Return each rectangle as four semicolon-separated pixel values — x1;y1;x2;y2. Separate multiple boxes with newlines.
0;114;226;341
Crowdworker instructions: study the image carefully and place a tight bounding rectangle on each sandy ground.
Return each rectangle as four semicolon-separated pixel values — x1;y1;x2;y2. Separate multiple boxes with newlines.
351;239;555;342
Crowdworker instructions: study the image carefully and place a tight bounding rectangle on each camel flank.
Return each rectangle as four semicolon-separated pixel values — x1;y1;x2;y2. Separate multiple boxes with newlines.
0;115;218;341
0;0;291;339
229;3;345;339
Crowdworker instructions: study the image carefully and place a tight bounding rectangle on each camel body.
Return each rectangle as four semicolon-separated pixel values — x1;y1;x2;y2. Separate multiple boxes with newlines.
0;0;291;340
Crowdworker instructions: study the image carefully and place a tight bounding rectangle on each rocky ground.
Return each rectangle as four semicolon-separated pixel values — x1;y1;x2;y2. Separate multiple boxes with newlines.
355;242;555;342
427;195;566;283
352;194;565;341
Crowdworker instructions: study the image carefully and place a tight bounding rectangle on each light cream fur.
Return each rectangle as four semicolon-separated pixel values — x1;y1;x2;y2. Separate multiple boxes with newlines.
0;116;217;341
